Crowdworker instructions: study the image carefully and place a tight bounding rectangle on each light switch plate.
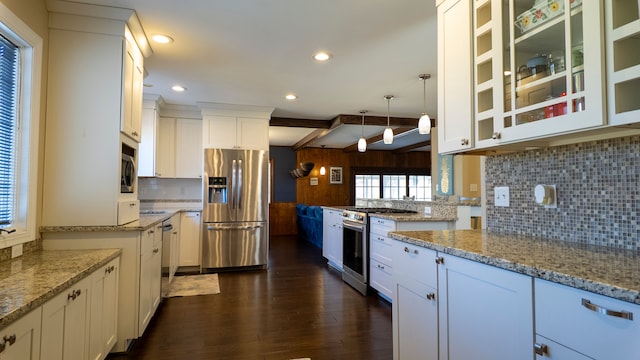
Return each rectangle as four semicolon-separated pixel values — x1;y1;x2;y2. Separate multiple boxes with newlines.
494;186;510;207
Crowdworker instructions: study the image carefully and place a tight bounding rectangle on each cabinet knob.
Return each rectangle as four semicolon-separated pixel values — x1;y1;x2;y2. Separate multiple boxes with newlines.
435;256;444;264
403;246;418;254
460;138;469;146
534;343;548;356
492;132;501;140
426;293;436;301
153;248;159;254
377;264;385;270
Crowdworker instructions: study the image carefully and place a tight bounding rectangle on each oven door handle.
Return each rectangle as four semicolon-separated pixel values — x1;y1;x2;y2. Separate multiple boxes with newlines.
342;221;364;232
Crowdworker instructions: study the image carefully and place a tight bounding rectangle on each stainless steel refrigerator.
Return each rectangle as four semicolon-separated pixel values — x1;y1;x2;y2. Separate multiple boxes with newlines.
201;148;269;270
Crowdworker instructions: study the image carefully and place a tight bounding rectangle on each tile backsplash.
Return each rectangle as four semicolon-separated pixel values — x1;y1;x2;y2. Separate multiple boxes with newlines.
485;135;640;250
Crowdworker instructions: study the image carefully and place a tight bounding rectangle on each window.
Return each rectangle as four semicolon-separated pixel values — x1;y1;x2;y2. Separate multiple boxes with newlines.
355;175;380;199
0;5;42;248
0;35;18;227
355;173;432;201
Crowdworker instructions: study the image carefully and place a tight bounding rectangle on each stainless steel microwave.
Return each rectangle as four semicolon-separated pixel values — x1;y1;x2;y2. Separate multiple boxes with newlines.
121;153;136;193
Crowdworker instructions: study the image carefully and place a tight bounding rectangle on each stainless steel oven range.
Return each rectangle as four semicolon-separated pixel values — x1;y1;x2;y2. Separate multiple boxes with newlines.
341;207;416;295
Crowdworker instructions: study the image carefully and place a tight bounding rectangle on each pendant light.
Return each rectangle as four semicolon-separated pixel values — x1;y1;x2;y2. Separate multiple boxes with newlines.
383;95;394;144
418;73;431;134
358;110;368;152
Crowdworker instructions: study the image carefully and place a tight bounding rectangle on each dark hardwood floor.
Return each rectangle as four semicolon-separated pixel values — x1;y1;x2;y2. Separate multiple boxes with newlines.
108;235;393;360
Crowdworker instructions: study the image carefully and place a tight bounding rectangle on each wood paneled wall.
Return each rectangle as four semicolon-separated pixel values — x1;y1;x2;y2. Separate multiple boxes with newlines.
295;148;431;206
269;202;298;235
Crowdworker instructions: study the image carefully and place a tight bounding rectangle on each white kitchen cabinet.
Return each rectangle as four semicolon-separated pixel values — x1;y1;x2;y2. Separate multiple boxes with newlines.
176;118;203;178
469;0;605;150
369;217;396;300
534;278;640;360
121;33;144;142
391;239;438;360
321;208;343;270
437;0;474;153
0;308;41;360
41;276;91;360
43;227;162;353
155;117;176;177
139;225;163;335
168;213;181;281
179;211;201;267
89;257;120;360
370;216;453;302
138;99;159;177
154;117;203;178
605;1;640;126
437;253;533;360
202;115;269;150
200;104;273;150
43;11;149;226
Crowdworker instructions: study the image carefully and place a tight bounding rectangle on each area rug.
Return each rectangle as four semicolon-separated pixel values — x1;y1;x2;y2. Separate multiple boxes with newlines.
163;274;220;297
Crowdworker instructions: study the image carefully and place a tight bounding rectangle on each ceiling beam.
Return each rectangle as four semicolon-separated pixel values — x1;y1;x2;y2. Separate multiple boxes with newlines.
291;116;343;150
270;117;331;129
336;114;420;127
393;140;431;153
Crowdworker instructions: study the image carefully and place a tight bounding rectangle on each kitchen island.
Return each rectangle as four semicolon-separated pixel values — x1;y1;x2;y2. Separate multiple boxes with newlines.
389;229;640;303
388;229;640;359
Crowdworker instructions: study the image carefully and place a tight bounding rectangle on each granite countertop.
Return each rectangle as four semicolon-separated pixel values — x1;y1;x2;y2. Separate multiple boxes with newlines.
39;208;201;233
0;248;122;329
369;213;457;222
389;230;640;304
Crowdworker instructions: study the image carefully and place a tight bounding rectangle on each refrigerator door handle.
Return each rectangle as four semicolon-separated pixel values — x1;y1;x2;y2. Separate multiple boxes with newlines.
207;223;264;231
237;159;243;209
231;159;237;209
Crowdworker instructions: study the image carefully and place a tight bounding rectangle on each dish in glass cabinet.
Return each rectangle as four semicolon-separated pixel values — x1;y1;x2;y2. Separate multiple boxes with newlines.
515;0;582;34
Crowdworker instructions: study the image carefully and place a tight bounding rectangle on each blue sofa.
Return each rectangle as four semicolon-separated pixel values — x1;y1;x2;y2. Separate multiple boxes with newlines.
296;204;323;249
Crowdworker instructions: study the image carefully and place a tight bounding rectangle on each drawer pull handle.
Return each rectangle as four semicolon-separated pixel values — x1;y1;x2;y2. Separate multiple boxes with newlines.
534;343;548;356
581;298;633;321
435;256;444;264
403;247;418;254
377;264;385;270
426;293;435;301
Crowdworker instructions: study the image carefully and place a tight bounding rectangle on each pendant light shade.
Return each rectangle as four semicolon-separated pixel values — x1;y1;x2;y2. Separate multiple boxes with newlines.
358;110;367;152
418;74;431;135
383;95;394;144
320;166;326;175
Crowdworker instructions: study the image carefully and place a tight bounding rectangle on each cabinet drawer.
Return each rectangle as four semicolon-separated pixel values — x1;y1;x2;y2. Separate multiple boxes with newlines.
370;258;393;299
392;240;437;287
369;217;395;236
370;234;393;265
535;279;640;359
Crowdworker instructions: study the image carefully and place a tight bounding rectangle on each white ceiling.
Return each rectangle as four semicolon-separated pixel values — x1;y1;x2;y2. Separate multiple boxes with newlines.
63;0;439;150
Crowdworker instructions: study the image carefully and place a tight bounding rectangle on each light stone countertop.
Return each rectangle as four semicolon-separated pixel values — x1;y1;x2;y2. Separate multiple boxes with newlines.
0;248;122;329
321;206;457;222
369;213;457;222
389;230;640;304
39;208;201;233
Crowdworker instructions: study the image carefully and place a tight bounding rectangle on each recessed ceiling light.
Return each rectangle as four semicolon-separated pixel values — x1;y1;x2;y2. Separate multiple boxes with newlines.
313;52;332;61
172;85;186;92
285;94;297;100
152;34;174;44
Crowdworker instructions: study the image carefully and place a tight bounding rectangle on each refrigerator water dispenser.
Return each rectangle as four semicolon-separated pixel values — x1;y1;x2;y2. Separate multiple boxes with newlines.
208;177;228;204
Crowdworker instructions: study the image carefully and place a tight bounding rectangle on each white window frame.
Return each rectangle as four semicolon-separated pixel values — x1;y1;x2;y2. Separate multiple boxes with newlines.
0;4;42;249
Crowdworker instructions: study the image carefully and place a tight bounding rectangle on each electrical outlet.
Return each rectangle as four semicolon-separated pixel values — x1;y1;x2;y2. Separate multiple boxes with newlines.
494;186;510;207
470;183;478;192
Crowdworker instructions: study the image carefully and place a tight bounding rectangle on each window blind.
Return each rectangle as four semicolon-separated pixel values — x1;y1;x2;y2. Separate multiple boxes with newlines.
0;35;18;226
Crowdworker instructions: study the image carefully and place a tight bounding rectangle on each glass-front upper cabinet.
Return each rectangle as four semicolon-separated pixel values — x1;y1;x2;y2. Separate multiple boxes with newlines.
474;0;605;147
606;0;640;126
